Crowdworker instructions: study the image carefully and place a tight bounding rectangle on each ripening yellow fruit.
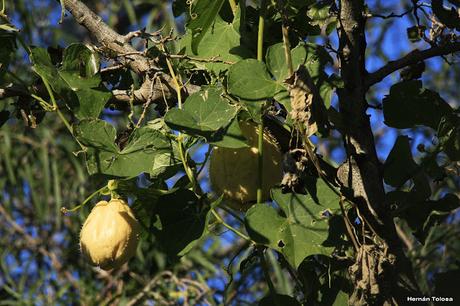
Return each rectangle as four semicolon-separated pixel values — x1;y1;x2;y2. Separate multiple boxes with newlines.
209;121;283;208
79;198;140;270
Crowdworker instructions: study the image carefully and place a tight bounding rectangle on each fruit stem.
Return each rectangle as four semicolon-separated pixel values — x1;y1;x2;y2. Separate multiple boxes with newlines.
178;135;199;192
61;184;108;213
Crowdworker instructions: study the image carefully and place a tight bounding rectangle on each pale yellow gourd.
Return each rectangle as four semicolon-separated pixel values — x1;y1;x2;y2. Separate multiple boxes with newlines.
79;198;140;270
209;121;283;209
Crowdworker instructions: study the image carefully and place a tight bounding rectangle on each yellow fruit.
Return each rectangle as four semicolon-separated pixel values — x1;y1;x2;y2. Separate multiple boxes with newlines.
209;121;283;208
80;198;140;270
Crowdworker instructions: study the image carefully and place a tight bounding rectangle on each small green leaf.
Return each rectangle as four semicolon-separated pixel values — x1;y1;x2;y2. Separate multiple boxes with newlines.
164;87;238;137
75;119;175;178
228;59;283;100
307;2;337;32
438;115;460;161
61;43;99;77
30;45;110;119
266;43;334;109
150;147;182;179
74;118;118;152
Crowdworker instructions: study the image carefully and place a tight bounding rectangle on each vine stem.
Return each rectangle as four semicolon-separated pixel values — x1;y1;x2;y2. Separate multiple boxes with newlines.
164;47;183;108
37;77;85;150
259;247;278;303
257;0;266;62
162;43;200;192
277;0;293;76
61;184;108;213
228;0;238;16
256;0;266;204
211;209;251;241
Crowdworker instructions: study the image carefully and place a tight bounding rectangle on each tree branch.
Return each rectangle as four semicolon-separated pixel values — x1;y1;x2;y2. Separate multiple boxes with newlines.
61;0;154;75
60;0;199;105
366;42;460;87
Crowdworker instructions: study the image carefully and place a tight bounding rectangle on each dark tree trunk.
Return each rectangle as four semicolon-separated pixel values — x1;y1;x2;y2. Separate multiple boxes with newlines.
336;0;422;304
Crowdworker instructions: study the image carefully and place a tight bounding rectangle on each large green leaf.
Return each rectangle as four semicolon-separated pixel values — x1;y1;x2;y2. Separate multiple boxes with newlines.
266;43;308;81
391;192;460;238
297;256;350;305
74;118;118;152
228;59;283;100
245;181;340;268
383;80;453;129
30;44;110;119
75;119;175;178
186;0;226;54
384;135;419;187
208;117;250;148
155;190;222;256
438;115;460;161
180;11;252;74
266;43;335;109
164;87;238;137
0;32;16;81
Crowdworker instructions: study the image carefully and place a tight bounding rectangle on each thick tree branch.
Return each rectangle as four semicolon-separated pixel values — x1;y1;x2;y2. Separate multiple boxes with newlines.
366;42;460;87
61;0;154;75
60;0;199;105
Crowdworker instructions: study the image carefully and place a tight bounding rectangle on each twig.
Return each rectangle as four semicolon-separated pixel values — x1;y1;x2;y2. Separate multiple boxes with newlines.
0;205;80;288
211;209;251;241
167;54;235;65
366;42;460;87
277;0;293;76
135;76;156;128
365;8;413;19
126;271;173;306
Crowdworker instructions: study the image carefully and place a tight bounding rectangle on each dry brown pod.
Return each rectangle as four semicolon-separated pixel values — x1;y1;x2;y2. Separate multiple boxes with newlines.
80;198;140;270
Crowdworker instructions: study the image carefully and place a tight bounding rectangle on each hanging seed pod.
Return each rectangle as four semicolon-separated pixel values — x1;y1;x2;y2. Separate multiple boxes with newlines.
80;198;140;270
209;120;283;209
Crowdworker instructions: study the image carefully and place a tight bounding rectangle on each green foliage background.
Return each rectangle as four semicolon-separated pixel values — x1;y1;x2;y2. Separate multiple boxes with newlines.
0;0;459;305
